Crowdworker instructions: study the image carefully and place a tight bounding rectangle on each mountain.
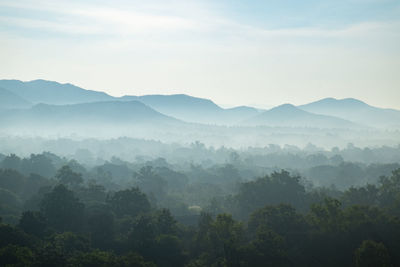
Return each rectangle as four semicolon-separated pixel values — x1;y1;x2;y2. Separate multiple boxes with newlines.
0;79;114;105
299;98;400;128
0;80;258;124
0;100;181;128
3;79;398;128
0;87;32;109
121;94;259;124
242;104;360;128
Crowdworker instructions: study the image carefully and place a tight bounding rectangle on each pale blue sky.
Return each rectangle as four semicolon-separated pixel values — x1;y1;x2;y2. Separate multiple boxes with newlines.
1;0;399;108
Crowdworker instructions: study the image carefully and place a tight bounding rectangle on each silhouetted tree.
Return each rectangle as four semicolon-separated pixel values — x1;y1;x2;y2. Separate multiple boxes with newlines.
40;184;85;232
107;187;151;218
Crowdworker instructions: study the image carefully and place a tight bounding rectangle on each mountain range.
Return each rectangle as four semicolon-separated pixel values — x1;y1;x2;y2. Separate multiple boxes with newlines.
0;79;399;129
243;104;359;129
299;98;400;128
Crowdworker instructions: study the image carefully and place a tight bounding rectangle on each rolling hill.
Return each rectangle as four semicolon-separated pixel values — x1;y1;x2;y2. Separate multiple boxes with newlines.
0;79;114;105
121;94;260;124
0;87;32;109
242;104;360;128
299;98;400;128
0;80;259;124
1;79;399;129
0;100;181;127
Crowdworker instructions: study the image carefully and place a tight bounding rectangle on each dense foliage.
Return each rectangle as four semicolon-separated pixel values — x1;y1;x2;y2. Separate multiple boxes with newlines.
1;152;400;266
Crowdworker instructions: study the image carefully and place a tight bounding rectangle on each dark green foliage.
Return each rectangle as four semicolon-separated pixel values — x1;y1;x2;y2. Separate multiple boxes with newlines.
35;242;68;267
0;244;35;267
1;154;22;171
1;148;400;267
135;166;167;201
342;184;379;207
378;169;400;216
56;165;84;187
355;240;392;267
242;228;289;267
0;223;32;248
68;250;120;267
0;187;22;211
22;173;53;201
0;168;25;194
233;170;306;219
107;187;151;218
49;232;90;257
87;208;114;250
18;211;47;237
40;184;85;232
189;213;244;266
21;153;56;178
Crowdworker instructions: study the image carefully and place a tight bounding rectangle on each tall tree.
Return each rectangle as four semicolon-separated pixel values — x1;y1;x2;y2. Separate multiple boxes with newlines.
40;184;85;232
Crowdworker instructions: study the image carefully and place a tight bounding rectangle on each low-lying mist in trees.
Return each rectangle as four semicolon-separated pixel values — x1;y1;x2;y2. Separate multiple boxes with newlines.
1;146;400;266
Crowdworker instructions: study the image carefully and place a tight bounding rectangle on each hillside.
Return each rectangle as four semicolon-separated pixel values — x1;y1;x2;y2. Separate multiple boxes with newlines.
121;94;259;124
243;104;360;128
0;87;32;109
0;79;114;105
299;98;400;128
0;100;181;127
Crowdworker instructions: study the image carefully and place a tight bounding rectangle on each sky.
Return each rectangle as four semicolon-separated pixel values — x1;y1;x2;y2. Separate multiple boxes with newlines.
1;0;399;109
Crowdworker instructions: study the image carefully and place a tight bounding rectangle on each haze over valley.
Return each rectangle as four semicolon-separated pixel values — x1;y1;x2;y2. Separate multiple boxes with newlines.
1;0;400;266
1;79;399;150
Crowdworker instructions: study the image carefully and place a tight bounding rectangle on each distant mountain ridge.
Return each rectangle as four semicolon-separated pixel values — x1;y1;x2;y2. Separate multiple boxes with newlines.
0;79;399;129
0;100;181;131
121;94;260;124
0;79;259;125
299;98;400;128
0;87;31;109
0;79;114;105
243;104;360;129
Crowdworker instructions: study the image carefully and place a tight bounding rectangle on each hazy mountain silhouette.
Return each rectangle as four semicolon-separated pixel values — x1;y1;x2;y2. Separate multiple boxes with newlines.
0;79;114;105
0;80;258;124
1;79;399;129
0;87;32;109
121;94;259;124
0;100;180;127
299;98;400;128
243;104;360;128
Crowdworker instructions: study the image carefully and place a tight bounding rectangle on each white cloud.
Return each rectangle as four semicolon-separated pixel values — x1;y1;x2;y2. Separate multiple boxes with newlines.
0;16;103;35
0;0;209;36
2;0;399;42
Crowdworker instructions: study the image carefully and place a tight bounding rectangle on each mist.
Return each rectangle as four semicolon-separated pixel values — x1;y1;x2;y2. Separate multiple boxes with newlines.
1;56;400;267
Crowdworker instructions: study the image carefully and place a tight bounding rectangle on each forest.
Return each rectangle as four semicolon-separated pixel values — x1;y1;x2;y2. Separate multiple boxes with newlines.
1;145;400;267
2;0;400;265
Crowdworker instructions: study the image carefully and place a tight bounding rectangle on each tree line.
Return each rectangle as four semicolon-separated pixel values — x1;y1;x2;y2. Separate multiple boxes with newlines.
1;154;400;265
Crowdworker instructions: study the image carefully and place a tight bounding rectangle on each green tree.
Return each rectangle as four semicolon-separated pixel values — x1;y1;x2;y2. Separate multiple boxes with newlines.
0;168;26;194
107;187;151;218
56;165;83;187
190;213;244;266
68;250;119;267
1;154;21;171
87;209;114;250
234;170;306;219
18;211;47;237
40;184;85;232
21;153;56;178
242;228;289;267
355;240;392;267
135;166;167;201
0;244;35;267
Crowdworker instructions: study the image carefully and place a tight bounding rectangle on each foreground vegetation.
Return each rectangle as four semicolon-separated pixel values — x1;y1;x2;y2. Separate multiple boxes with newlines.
1;152;400;266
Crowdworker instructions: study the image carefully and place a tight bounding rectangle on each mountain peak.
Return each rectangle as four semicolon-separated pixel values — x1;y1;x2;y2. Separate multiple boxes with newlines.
272;103;297;109
268;103;304;114
302;97;369;108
